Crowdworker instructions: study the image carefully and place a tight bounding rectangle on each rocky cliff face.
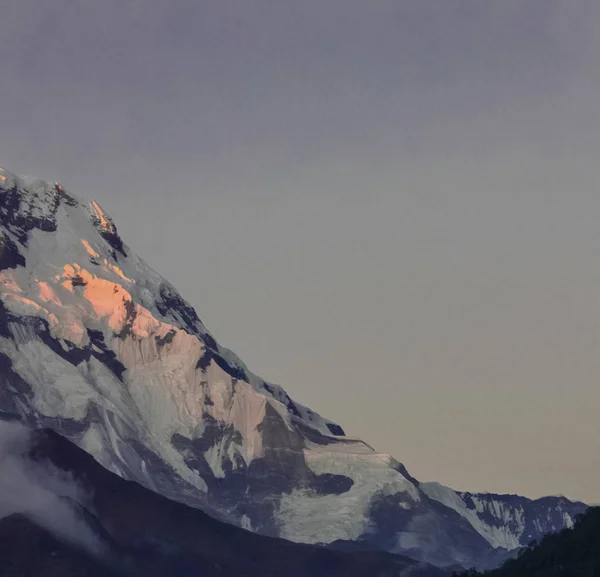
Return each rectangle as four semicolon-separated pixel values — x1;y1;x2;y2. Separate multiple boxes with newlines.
0;167;585;569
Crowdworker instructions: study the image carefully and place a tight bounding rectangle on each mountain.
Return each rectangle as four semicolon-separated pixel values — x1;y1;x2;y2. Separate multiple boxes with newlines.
0;514;114;577
420;483;585;552
0;423;444;577
0;167;585;569
453;506;600;577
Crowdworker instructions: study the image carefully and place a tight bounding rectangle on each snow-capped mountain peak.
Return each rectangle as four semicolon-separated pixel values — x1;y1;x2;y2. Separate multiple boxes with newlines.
0;168;586;569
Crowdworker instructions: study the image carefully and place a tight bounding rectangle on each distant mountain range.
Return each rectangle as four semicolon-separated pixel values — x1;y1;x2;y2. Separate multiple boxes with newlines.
0;167;586;571
453;506;600;577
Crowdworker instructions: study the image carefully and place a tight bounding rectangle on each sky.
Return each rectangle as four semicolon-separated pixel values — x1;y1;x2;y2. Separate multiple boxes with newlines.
1;1;599;503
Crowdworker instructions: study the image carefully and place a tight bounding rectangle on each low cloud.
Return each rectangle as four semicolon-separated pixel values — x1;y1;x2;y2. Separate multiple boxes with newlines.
0;421;105;556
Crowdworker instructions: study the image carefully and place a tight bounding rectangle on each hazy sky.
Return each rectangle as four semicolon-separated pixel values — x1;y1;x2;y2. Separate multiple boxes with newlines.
1;1;599;503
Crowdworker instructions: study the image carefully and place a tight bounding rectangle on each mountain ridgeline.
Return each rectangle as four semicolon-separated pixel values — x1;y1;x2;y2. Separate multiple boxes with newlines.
0;167;587;571
453;507;600;577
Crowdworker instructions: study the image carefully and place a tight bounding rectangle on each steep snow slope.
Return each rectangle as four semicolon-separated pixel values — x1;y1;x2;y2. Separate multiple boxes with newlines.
420;483;586;551
0;168;584;569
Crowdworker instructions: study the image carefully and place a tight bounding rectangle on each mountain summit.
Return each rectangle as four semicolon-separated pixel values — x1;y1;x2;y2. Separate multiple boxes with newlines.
0;167;586;569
